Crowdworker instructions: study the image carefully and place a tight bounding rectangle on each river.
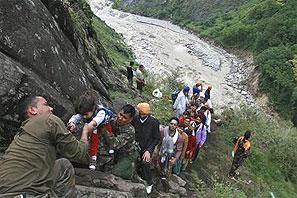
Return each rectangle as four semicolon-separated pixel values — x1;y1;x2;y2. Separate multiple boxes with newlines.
90;0;254;109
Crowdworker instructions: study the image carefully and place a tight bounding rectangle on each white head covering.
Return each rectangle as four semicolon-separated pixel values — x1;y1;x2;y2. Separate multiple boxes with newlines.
199;92;205;98
152;88;163;98
205;99;212;109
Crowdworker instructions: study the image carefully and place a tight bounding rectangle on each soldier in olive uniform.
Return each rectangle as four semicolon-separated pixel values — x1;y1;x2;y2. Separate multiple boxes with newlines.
0;96;89;198
101;104;139;179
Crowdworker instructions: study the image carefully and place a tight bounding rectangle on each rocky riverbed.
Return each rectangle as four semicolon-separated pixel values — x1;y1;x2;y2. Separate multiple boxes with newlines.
90;0;255;109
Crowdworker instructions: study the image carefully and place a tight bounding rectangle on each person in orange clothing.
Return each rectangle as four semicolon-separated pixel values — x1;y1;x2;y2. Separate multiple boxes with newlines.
228;130;252;178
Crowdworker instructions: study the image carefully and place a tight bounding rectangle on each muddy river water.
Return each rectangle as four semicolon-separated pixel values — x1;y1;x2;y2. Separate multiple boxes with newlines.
90;0;254;109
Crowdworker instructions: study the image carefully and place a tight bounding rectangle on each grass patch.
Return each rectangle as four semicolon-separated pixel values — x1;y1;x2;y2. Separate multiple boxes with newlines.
92;17;134;70
213;105;297;197
188;105;296;197
110;90;132;101
142;72;183;123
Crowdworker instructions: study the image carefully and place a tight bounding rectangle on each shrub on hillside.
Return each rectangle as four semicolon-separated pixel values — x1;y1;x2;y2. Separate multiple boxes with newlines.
197;0;297;125
220;105;297;196
256;46;297;119
269;136;297;183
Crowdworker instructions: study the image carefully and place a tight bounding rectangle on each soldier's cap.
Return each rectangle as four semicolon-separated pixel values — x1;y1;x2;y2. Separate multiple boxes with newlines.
137;102;151;114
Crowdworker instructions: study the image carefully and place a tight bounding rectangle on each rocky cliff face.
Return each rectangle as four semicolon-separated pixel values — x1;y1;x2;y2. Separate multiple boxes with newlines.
0;0;124;146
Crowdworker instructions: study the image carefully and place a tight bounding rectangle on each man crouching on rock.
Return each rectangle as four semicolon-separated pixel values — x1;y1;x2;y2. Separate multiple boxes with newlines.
0;95;89;198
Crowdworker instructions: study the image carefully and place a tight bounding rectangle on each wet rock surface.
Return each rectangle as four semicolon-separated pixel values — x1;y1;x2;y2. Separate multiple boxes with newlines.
75;167;195;198
75;168;147;197
0;0;126;144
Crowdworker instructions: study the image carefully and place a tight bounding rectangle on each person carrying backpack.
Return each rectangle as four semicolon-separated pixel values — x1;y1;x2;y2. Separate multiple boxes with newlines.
228;130;252;179
67;90;113;171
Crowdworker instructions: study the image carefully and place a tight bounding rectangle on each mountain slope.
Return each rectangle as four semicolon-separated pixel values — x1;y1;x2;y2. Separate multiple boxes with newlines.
114;0;297;126
115;0;248;22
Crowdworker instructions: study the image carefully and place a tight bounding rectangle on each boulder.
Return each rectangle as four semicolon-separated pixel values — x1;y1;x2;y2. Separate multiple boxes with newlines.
171;174;187;187
168;180;187;197
75;168;146;198
76;185;133;198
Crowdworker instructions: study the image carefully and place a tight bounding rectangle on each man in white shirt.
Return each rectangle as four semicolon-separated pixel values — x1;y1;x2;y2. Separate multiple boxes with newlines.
135;65;145;94
173;86;190;118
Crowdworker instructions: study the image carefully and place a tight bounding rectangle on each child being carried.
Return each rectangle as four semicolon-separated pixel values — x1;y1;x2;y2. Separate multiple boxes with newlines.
67;90;113;170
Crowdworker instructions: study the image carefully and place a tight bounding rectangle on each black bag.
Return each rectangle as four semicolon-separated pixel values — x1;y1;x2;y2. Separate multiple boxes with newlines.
232;136;239;145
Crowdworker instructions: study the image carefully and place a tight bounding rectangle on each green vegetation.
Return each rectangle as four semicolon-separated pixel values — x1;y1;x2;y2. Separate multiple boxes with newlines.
67;1;297;196
69;0;134;70
192;0;297;126
219;106;297;197
114;0;297;126
210;182;247;198
110;90;132;100
112;0;123;9
47;1;297;195
112;71;178;124
92;18;134;70
109;71;182;124
71;1;297;195
69;0;93;36
186;105;297;197
113;78;297;196
113;0;248;22
143;72;183;123
188;170;247;198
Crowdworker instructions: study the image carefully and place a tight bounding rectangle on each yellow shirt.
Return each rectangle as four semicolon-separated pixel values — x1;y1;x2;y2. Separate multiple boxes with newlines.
233;136;251;153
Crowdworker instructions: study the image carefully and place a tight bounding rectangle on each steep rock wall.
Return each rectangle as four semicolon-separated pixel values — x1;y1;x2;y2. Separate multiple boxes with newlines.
0;0;123;146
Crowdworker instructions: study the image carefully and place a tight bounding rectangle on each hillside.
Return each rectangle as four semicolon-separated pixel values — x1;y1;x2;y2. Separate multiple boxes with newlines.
114;0;248;22
110;0;297;197
1;0;297;197
114;0;297;126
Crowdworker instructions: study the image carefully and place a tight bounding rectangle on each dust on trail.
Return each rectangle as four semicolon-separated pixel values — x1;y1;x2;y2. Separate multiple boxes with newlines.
90;0;254;109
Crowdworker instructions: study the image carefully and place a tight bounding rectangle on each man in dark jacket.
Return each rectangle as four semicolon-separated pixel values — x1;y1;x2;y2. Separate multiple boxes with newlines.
127;61;134;86
132;103;160;194
204;85;212;102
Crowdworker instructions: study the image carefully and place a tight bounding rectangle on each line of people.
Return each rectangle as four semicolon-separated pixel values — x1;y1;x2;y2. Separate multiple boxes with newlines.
154;80;214;181
127;61;146;94
0;81;251;197
0;90;161;196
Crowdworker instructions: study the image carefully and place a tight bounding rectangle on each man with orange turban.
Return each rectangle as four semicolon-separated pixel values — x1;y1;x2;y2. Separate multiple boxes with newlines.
132;103;160;194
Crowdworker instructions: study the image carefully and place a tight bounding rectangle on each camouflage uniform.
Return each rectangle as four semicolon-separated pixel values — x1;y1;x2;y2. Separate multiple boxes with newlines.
101;119;139;179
